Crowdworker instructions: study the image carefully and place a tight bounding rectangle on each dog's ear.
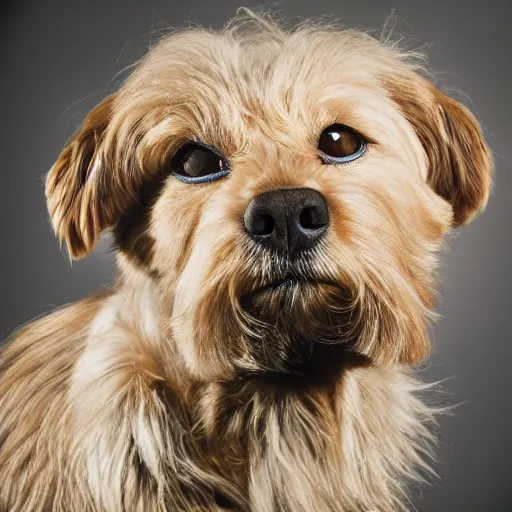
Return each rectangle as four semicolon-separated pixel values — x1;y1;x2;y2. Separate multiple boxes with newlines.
46;94;123;259
386;76;493;227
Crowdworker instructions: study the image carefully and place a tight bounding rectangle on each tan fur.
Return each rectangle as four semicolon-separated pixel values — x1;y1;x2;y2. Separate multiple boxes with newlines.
0;10;492;512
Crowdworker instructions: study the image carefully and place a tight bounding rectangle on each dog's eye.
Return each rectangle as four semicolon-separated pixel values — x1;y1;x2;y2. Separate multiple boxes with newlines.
171;143;230;184
318;124;367;164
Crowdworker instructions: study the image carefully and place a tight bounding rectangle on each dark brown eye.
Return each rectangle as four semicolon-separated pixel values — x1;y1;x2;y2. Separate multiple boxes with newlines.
172;143;229;183
318;124;366;164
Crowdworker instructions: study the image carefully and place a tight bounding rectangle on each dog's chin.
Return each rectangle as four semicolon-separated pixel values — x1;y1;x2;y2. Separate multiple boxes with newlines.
239;277;357;375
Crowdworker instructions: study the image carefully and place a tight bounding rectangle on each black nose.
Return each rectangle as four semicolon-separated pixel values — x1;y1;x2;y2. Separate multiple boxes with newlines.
243;188;330;256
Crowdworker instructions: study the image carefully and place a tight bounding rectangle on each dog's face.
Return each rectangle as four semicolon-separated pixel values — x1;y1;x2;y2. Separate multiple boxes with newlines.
46;18;492;380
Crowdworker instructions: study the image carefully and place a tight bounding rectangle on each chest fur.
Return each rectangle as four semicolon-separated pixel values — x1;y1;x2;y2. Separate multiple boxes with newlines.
196;366;436;512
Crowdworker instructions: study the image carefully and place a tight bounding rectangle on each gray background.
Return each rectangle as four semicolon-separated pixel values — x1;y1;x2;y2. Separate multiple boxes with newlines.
0;1;510;510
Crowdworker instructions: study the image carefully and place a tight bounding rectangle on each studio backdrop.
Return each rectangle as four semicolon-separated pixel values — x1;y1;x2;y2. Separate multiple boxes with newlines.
0;1;510;510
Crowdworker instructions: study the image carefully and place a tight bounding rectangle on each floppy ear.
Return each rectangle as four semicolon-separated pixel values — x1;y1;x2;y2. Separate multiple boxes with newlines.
46;94;121;259
386;77;493;226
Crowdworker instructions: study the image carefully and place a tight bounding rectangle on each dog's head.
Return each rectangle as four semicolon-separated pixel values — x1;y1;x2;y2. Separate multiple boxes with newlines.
46;14;492;379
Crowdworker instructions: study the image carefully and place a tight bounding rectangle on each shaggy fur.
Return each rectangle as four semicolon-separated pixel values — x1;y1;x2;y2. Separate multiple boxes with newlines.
0;10;492;512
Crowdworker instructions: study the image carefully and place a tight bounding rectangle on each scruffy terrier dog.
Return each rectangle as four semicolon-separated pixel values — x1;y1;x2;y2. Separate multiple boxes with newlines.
0;11;492;512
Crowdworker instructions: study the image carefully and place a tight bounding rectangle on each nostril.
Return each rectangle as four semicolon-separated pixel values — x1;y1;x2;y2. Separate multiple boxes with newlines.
299;205;329;231
252;212;276;236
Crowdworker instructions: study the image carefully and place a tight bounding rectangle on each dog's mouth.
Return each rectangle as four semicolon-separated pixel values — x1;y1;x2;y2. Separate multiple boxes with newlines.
246;275;339;298
239;274;343;318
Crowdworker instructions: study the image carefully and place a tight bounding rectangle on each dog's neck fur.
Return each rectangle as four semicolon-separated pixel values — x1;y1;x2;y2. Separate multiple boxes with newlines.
67;258;437;511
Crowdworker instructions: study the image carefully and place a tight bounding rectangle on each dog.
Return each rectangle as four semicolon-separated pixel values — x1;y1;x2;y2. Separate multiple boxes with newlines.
0;10;492;512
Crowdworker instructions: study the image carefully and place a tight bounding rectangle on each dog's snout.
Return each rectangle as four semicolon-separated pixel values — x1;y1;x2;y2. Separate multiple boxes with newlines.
244;188;330;255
